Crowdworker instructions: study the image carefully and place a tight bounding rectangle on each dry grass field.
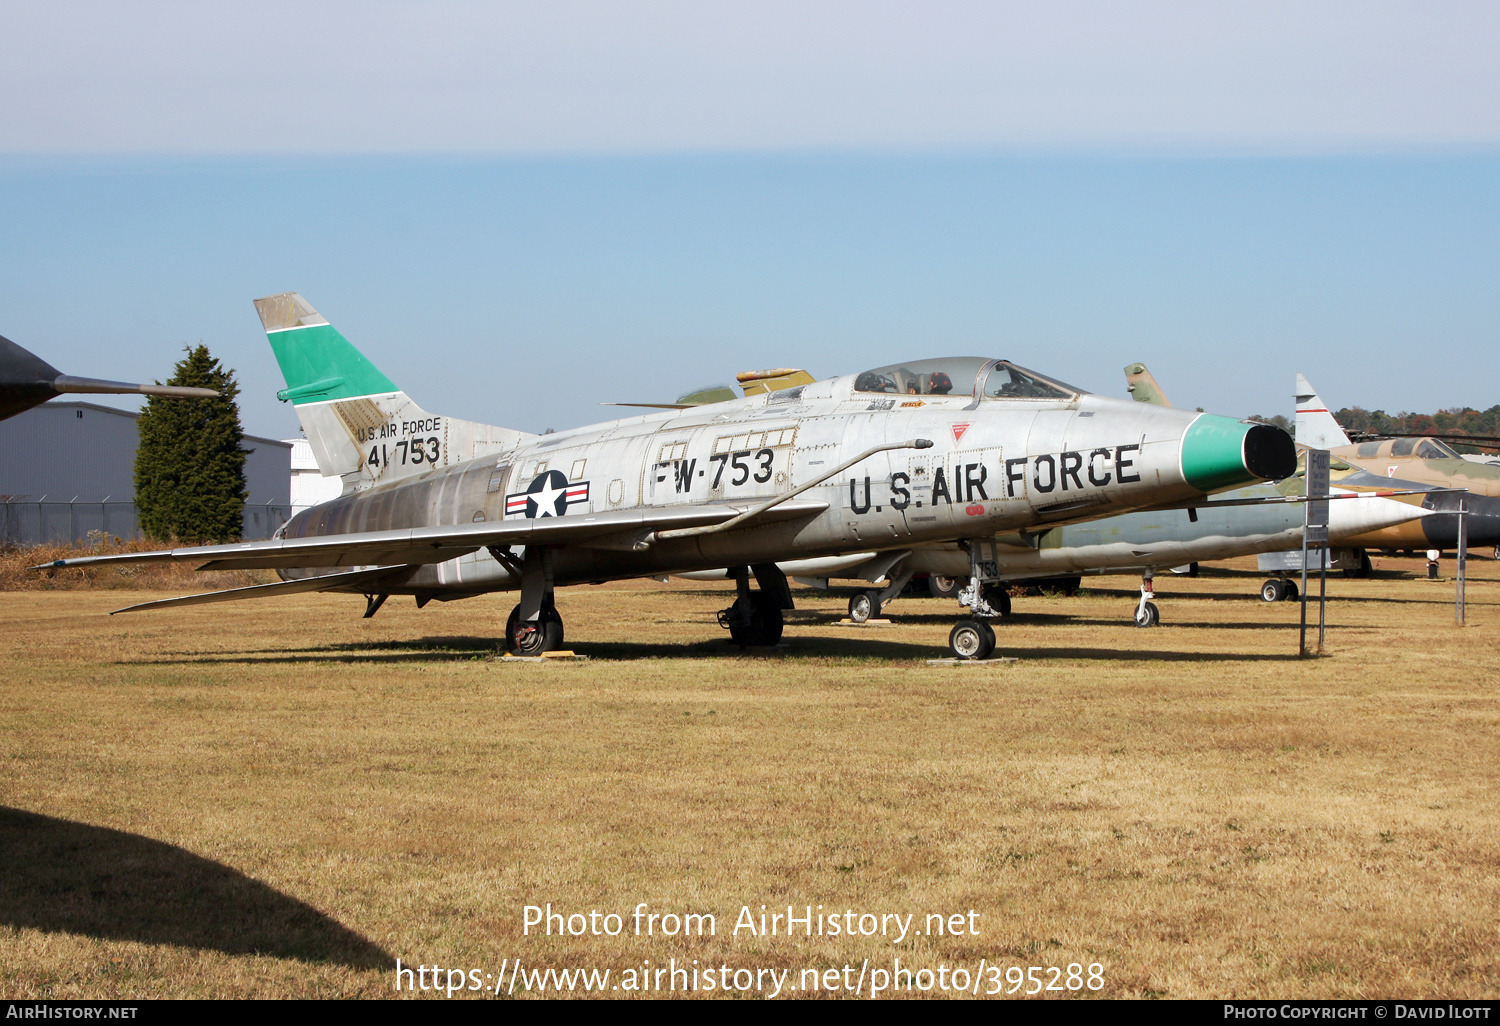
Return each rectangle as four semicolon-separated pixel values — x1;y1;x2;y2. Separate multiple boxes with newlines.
1;555;1496;1000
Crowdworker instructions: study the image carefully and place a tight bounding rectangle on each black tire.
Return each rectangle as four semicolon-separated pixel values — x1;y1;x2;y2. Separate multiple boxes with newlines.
1134;600;1160;628
927;575;965;599
949;620;995;661
1261;579;1286;603
848;590;881;623
727;593;784;646
1283;580;1299;601
982;585;1012;619
506;603;564;655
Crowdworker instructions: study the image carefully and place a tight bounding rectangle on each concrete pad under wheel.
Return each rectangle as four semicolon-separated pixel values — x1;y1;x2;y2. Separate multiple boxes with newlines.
925;657;1020;666
499;651;590;662
834;618;894;626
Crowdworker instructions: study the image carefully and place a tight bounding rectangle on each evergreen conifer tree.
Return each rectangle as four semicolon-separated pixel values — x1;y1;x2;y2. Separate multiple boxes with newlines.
133;345;246;543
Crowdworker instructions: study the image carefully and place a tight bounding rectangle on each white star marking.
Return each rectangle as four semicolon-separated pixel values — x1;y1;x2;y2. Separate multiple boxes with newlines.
530;478;566;517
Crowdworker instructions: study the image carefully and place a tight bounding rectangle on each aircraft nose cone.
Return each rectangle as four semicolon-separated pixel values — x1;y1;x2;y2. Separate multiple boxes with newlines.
1180;416;1297;492
1421;491;1500;548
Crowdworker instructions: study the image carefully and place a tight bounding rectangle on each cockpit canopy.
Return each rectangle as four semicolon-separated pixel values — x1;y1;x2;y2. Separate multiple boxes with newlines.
1354;437;1462;460
852;358;1085;400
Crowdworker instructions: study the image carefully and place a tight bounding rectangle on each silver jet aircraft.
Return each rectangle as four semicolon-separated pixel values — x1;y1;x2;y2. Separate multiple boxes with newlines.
679;370;1432;628
41;293;1298;659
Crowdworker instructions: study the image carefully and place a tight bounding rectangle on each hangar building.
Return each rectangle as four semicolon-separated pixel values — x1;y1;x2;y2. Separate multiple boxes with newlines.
0;401;292;546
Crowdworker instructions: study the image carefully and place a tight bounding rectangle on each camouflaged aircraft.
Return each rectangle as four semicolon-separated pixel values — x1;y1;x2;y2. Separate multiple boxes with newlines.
40;293;1300;660
0;334;218;420
1293;374;1500;555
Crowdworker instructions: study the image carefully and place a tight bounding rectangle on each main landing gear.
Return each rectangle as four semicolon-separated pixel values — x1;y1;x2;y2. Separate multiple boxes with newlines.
718;564;794;646
497;544;568;655
1260;577;1300;603
847;568;917;623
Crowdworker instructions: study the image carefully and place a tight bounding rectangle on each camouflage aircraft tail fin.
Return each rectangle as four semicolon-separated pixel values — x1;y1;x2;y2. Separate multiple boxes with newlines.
1123;363;1172;407
254;293;534;493
1294;373;1350;449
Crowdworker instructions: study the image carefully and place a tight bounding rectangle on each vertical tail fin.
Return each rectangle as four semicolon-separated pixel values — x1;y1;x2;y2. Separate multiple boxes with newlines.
1294;373;1350;449
255;293;532;492
1123;362;1172;407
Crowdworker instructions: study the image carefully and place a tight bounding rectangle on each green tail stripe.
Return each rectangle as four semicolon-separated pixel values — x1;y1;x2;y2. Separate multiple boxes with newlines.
267;324;398;405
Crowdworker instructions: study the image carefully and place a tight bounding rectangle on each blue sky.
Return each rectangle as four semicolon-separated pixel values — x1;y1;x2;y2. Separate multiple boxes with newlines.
1;3;1497;438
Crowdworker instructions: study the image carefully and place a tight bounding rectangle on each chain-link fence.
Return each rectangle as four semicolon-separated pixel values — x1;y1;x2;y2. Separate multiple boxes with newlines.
0;500;291;546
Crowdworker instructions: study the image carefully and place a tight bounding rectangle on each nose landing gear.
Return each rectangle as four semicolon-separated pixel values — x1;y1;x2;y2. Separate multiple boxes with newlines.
947;539;1007;659
1134;572;1160;627
949;620;997;660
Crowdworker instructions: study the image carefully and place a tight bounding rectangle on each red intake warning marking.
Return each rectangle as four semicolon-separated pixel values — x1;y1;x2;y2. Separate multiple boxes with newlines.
951;423;970;443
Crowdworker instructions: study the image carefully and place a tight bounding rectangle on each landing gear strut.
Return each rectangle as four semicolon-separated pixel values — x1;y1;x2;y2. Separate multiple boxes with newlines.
502;545;566;655
1134;571;1160;627
948;539;1004;659
718;564;793;646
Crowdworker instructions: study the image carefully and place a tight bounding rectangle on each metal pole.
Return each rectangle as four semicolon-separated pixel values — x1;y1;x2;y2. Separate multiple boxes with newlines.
1318;547;1327;654
1299;528;1309;658
1457;499;1467;626
1300;450;1330;658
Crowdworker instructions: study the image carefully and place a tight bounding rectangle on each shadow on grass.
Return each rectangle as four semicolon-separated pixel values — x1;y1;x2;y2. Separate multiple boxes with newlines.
0;807;393;968
128;628;1308;664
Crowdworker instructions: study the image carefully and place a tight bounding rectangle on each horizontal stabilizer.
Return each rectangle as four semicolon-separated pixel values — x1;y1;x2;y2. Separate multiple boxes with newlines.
37;499;831;574
111;565;413;614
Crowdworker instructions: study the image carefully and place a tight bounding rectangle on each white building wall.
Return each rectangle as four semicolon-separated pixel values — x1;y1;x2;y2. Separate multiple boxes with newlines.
286;437;343;514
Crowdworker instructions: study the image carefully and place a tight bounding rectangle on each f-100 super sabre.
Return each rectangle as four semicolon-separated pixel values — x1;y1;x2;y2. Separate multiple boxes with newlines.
41;293;1298;659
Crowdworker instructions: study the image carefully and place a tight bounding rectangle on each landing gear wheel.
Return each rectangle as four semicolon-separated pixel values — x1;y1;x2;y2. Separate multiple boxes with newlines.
927;575;965;599
848;590;882;623
1261;579;1287;603
982;585;1012;619
723;593;784;646
1283;580;1299;602
949;619;996;661
1134;601;1160;628
506;603;564;655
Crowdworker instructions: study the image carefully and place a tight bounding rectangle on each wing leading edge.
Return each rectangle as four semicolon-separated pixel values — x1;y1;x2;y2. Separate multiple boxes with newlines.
36;500;831;574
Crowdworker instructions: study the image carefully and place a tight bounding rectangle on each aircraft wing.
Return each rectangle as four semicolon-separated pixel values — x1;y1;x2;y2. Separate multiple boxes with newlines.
110;565;415;614
35;500;830;573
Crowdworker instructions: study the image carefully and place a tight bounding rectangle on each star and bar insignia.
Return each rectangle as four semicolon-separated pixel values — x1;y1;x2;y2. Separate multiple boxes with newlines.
505;470;590;519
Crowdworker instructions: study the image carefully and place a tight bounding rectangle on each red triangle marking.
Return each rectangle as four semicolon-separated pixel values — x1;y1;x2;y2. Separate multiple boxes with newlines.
951;423;970;443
